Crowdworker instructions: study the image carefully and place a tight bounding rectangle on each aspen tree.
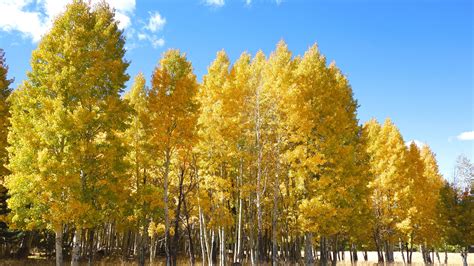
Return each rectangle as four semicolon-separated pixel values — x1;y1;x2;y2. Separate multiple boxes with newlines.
123;73;162;266
197;50;234;265
363;118;408;262
294;45;365;264
225;52;254;264
247;50;267;263
262;40;295;265
419;146;444;259
5;2;129;265
398;142;426;263
148;49;199;265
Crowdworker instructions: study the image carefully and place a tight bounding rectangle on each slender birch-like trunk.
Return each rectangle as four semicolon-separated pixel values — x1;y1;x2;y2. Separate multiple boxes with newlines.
237;196;242;262
71;228;82;266
461;248;468;266
399;239;405;264
351;243;358;262
304;233;314;265
234;159;243;264
149;232;156;263
255;83;264;263
55;226;63;266
199;206;207;266
138;223;148;266
203;215;212;266
272;143;279;265
219;227;225;266
163;148;171;266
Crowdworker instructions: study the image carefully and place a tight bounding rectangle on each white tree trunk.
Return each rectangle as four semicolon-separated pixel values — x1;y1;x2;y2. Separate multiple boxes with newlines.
219;227;225;266
199;207;206;266
237;196;242;263
202;212;212;266
149;233;156;263
304;232;314;265
209;230;215;266
163;149;171;266
234;160;243;264
55;226;63;266
71;228;82;266
272;142;280;265
461;249;468;266
134;231;139;256
255;84;263;263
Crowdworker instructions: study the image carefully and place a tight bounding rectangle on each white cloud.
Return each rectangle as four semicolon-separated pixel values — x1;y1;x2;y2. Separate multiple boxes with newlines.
457;131;474;141
137;33;148;41
244;0;284;7
151;37;165;48
145;12;166;33
205;0;225;7
0;0;135;42
0;0;46;42
406;139;426;149
107;0;135;13
0;0;166;49
114;11;132;29
135;32;165;49
128;11;166;50
38;0;69;18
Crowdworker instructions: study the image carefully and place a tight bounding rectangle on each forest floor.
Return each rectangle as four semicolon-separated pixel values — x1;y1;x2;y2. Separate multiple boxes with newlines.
0;252;472;265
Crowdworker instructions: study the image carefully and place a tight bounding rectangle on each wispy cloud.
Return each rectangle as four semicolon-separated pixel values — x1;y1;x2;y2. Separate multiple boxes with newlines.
243;0;284;6
0;0;135;42
151;38;165;48
136;33;165;48
457;131;474;141
243;0;284;7
132;11;166;49
205;0;225;7
0;0;166;50
145;11;166;33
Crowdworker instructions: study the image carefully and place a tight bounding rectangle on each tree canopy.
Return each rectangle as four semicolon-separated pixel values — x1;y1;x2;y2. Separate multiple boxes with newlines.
0;2;472;266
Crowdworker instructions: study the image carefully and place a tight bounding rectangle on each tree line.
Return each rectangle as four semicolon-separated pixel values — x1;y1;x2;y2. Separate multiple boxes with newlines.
0;1;472;266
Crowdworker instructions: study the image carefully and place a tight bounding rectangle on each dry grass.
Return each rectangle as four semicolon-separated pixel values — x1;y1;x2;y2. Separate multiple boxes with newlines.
0;252;472;265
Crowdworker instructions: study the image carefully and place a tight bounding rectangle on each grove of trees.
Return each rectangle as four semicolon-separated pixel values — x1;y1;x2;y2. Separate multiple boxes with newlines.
0;1;472;266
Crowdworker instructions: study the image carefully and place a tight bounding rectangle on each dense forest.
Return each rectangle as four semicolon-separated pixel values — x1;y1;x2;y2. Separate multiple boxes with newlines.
0;1;473;266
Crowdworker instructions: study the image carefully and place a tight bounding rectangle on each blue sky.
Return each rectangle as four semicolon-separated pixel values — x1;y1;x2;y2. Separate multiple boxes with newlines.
0;0;472;180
